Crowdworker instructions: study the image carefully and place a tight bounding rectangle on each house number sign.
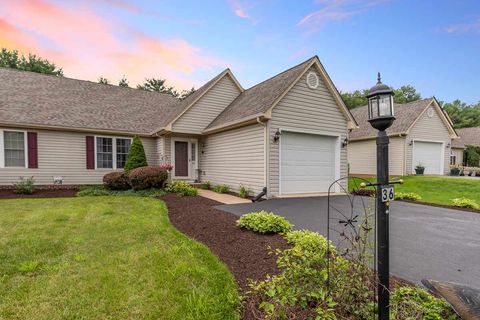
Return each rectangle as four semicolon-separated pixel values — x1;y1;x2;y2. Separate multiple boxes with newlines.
381;186;395;202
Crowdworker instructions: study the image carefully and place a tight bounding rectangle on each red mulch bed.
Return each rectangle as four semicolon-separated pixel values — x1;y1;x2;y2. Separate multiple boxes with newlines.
0;188;78;199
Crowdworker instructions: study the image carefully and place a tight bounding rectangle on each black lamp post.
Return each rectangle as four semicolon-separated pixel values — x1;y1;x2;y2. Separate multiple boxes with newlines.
367;72;395;320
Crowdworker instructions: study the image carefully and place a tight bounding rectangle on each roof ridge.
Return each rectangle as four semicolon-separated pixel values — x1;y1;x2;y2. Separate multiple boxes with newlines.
241;56;316;92
0;66;180;100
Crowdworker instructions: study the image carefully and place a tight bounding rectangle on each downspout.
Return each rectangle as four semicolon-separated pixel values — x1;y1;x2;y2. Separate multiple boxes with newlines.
255;117;268;201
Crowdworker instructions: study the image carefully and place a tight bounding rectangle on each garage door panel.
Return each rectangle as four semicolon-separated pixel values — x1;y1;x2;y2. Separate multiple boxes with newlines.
413;141;443;175
280;132;337;194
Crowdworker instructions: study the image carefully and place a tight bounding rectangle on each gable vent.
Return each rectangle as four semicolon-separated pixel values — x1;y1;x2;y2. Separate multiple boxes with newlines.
306;71;319;89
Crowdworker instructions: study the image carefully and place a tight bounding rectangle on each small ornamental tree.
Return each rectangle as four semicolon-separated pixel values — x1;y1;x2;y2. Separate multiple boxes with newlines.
124;136;148;171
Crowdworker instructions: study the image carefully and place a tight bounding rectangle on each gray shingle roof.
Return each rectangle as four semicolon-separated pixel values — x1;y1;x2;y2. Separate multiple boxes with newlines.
349;98;434;140
0;68;182;134
456;127;480;147
206;57;316;129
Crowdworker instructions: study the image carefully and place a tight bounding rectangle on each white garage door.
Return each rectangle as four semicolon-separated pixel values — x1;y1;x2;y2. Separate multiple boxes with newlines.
413;141;443;174
280;132;337;194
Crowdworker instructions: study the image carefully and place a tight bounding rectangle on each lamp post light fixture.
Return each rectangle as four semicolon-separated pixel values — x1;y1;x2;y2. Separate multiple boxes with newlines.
367;73;396;320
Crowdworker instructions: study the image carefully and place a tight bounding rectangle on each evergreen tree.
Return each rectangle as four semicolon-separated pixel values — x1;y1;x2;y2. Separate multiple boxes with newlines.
124;136;148;171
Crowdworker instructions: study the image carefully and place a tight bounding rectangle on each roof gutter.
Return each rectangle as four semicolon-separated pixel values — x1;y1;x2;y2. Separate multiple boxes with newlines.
202;113;270;135
0;122;153;137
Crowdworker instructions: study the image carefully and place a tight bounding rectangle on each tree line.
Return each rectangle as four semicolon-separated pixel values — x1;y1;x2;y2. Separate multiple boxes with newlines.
0;48;195;100
340;85;480;129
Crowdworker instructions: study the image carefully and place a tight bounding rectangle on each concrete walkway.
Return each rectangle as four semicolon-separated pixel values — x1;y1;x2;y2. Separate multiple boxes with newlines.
197;189;251;204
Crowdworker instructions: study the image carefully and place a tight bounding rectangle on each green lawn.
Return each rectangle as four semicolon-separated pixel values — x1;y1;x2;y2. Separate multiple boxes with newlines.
349;175;480;206
0;197;239;320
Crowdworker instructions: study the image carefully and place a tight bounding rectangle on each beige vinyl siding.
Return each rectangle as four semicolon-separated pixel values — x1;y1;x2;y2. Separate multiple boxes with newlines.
0;128;157;185
172;75;241;134
406;108;451;175
268;66;349;196
451;148;464;166
156;136;165;164
199;124;265;195
348;137;406;176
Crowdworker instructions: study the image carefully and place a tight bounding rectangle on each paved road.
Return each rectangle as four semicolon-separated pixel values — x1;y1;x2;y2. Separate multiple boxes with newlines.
217;196;480;288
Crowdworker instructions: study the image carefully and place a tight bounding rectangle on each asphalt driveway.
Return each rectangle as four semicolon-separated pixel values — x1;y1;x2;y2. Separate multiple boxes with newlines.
217;196;480;288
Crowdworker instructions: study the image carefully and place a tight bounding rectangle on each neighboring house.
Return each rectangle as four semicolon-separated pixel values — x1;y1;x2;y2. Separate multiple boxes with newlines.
348;98;459;176
450;136;465;166
456;127;480;166
0;56;357;197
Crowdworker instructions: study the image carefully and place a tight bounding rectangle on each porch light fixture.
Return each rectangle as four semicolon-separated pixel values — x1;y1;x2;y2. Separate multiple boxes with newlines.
342;137;348;148
367;72;395;131
274;129;281;143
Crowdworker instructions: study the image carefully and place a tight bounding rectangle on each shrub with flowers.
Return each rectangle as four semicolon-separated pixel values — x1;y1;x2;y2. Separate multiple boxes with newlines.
160;163;174;171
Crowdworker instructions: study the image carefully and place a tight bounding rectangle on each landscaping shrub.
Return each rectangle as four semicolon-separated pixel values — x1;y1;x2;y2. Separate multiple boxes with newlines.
248;226;459;319
123;136;148;171
390;286;459;319
103;172;130;190
239;185;251;198
396;192;422;201
165;180;198;196
452;197;479;209
127;166;168;190
237;211;292;234
200;181;211;190
76;185;166;198
213;184;230;193
13;176;36;194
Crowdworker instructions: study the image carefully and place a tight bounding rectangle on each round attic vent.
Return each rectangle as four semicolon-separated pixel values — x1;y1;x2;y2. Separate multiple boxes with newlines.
427;107;434;118
306;71;319;89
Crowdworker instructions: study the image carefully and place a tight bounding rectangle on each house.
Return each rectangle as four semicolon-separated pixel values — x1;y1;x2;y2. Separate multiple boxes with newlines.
455;127;480;166
348;98;459;176
0;56;357;197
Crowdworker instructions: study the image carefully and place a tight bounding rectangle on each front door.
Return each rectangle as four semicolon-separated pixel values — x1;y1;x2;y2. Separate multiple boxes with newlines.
174;141;189;177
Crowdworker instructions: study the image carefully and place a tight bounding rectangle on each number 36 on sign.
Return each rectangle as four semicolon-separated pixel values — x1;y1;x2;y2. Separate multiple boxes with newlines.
381;186;395;202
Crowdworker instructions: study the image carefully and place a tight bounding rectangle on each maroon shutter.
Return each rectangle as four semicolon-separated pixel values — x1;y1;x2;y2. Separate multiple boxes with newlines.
27;132;38;168
86;136;95;169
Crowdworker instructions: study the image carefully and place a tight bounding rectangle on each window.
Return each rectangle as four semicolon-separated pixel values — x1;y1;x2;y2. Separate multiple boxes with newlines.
96;137;113;169
450;154;456;165
116;138;131;169
95;136;132;169
191;142;196;161
4;131;26;167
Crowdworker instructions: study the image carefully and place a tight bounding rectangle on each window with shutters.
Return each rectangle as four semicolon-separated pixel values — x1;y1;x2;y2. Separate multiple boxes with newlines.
0;130;27;168
95;136;132;170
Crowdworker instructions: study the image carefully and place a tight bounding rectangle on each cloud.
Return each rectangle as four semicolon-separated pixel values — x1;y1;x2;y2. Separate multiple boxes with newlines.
0;0;227;89
298;0;388;33
444;19;480;34
229;0;257;21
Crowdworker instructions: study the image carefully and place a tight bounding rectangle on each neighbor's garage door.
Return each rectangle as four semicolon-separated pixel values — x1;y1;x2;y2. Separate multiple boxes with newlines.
413;141;443;174
280;132;337;194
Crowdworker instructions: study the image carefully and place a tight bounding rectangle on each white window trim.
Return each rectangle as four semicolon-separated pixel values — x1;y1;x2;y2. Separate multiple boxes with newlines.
0;129;28;169
94;135;132;170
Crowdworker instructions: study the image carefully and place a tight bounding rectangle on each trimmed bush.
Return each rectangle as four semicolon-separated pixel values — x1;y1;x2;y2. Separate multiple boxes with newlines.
124;136;148;171
13;176;36;194
127;166;168;190
213;184;230;193
200;181;211;190
285;230;335;253
396;192;422;201
237;211;293;234
452;197;479;209
165;181;198;196
103;172;130;190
